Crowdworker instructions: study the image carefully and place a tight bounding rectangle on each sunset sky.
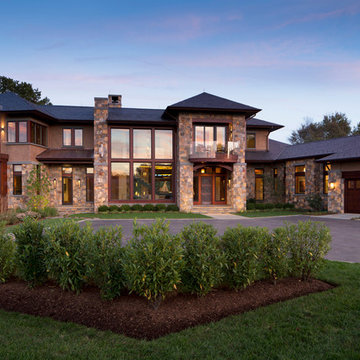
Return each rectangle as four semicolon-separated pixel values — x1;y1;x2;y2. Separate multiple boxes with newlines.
1;0;360;142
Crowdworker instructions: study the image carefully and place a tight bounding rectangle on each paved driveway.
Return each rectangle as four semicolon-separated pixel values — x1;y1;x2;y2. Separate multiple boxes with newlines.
83;215;360;263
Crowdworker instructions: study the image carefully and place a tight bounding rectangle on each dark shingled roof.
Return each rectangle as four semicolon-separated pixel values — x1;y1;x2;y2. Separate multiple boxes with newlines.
246;117;283;132
167;92;260;116
0;91;39;112
38;104;94;121
36;149;93;163
108;107;173;123
246;139;289;163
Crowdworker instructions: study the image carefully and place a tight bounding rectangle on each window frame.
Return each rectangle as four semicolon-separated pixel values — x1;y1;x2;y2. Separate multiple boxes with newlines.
62;167;73;205
62;128;83;147
255;168;264;201
86;167;94;202
295;165;306;194
246;132;256;149
7;120;46;146
13;165;22;195
193;125;228;153
109;126;175;203
323;163;331;194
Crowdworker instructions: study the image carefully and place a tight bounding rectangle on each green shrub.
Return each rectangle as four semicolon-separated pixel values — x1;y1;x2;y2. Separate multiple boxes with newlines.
264;203;275;210
179;222;224;295
246;203;256;210
222;225;268;289
98;205;109;212
109;205;120;212
0;222;16;283
306;194;324;211
37;206;58;218
263;229;289;284
255;203;266;210
14;217;47;286
143;204;155;211
120;205;131;212
154;204;166;212
43;221;94;293
123;220;184;308
0;210;20;225
284;203;295;209
247;198;256;204
284;221;331;280
274;203;284;209
166;204;179;212
85;226;125;299
131;204;143;211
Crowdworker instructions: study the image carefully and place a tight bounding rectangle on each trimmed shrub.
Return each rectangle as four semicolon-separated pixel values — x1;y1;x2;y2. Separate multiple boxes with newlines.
154;204;166;212
36;206;58;218
284;203;295;209
222;225;268;289
166;204;179;212
306;194;324;211
85;226;125;299
246;203;256;210
284;221;331;280
247;198;256;204
274;203;284;209
179;222;224;295
98;205;109;212
0;222;16;283
264;203;275;210
14;217;47;286
43;221;94;293
120;204;131;212
263;229;289;284
143;204;155;212
123;220;184;308
131;204;143;211
109;205;120;212
255;203;266;210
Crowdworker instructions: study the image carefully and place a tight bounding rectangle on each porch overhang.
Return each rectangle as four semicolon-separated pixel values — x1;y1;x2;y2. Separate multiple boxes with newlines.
36;149;94;165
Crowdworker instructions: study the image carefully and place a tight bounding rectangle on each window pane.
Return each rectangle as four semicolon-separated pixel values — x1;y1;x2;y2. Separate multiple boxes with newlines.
255;169;264;175
324;174;329;194
86;175;94;202
7;122;16;142
36;124;41;145
255;177;264;200
216;127;226;152
215;176;226;201
155;163;173;200
13;174;22;195
193;176;199;202
30;122;36;143
155;130;173;159
74;129;83;146
111;129;129;158
195;126;204;144
204;127;214;146
295;165;305;173
19;122;27;142
296;175;306;194
62;167;73;175
13;165;22;172
63;129;72;146
133;163;152;200
247;134;255;148
86;167;94;174
62;178;72;204
133;129;151;158
111;163;130;200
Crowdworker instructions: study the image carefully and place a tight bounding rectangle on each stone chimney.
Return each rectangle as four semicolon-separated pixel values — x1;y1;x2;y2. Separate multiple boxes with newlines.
108;94;122;108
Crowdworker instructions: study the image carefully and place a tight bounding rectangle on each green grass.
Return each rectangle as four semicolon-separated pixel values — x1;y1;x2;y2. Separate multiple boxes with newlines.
0;260;359;359
69;212;210;219
237;210;329;218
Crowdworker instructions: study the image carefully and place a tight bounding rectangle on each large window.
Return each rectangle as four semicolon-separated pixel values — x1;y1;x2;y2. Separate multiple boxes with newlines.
62;167;73;205
7;121;46;145
273;168;278;191
194;125;227;152
247;133;256;149
110;127;174;202
323;163;331;194
63;128;83;147
13;165;22;195
295;165;306;194
255;168;264;201
86;167;94;202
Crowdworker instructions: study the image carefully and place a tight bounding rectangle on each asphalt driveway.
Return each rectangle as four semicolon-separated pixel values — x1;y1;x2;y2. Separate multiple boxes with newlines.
83;215;360;263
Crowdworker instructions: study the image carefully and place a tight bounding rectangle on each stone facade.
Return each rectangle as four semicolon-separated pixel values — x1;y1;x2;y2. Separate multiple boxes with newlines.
327;169;344;213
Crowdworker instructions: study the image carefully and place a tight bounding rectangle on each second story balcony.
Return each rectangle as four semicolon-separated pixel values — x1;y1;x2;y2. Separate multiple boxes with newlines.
189;141;239;163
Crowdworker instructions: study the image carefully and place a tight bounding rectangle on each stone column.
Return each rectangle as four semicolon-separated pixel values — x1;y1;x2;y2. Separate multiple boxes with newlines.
94;98;109;212
230;115;246;212
328;169;344;213
177;113;193;212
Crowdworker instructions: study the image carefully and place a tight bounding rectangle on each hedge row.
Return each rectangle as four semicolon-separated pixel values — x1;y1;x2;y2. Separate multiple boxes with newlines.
0;218;331;308
98;204;179;213
246;200;296;211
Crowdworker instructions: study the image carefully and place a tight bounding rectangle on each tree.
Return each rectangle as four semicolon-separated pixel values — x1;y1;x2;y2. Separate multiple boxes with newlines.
0;76;51;105
352;122;360;136
289;112;353;144
26;165;52;210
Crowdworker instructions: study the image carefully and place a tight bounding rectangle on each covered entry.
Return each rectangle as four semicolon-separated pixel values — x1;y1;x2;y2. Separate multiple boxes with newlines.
343;171;360;213
193;166;229;205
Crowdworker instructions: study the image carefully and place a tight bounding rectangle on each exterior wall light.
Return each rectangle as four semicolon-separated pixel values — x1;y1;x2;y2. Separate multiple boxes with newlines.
77;179;81;188
200;168;205;174
329;182;335;190
53;178;57;189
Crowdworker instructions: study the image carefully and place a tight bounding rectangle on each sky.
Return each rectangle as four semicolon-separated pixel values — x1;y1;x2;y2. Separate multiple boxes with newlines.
1;0;360;142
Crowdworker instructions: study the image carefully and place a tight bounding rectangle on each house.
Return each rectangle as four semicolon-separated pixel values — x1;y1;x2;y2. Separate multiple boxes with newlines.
0;91;359;214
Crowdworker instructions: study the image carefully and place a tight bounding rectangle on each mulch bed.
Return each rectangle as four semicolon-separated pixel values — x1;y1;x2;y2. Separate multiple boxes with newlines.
0;278;333;340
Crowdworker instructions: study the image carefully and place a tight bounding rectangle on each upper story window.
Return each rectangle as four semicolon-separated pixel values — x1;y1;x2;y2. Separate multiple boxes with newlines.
194;125;226;152
295;165;306;194
323;163;331;194
246;133;256;149
63;128;83;147
8;121;46;146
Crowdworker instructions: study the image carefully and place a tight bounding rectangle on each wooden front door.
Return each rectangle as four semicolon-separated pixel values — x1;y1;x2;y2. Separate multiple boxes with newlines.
345;178;360;213
201;176;212;204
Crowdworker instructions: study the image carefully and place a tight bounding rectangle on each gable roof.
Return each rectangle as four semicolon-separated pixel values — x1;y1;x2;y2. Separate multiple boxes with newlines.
166;92;260;117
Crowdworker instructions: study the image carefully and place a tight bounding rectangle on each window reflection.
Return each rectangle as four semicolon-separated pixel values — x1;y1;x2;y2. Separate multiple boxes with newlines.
133;129;151;158
7;122;16;142
111;163;130;200
19;122;27;142
133;163;152;200
111;129;129;158
74;129;83;146
155;130;173;159
155;163;173;200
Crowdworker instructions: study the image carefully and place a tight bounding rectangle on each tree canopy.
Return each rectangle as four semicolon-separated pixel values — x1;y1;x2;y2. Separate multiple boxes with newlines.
0;76;51;105
289;112;360;144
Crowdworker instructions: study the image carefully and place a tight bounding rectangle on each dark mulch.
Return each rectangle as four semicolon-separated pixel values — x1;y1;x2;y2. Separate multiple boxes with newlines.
0;278;333;340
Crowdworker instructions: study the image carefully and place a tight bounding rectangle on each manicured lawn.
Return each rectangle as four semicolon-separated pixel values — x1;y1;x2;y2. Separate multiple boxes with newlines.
0;260;359;359
237;210;329;218
69;212;210;219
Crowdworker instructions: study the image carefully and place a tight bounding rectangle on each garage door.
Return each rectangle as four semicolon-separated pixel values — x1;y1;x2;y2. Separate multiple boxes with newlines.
345;178;360;213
